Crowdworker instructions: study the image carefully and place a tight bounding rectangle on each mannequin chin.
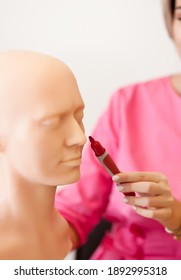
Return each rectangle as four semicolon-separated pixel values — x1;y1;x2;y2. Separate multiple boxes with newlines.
0;50;87;259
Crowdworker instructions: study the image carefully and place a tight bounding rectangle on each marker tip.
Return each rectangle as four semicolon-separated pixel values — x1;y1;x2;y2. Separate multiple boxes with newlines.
88;136;94;143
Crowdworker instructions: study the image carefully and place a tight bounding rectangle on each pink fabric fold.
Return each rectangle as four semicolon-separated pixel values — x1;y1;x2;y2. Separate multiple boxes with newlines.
91;223;145;260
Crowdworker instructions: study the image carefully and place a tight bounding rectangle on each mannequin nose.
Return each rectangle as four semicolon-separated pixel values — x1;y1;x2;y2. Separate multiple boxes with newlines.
65;120;87;147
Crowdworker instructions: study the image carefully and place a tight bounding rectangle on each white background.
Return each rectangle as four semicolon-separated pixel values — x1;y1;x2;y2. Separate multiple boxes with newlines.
0;0;180;135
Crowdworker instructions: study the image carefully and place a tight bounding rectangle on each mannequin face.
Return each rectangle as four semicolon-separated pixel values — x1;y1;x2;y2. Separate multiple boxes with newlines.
0;51;86;186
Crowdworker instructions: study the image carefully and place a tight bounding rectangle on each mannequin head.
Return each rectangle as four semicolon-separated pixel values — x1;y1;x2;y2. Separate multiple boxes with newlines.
0;50;86;187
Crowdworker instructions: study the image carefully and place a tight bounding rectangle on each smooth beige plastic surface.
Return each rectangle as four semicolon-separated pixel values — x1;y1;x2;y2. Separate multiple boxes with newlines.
0;50;86;259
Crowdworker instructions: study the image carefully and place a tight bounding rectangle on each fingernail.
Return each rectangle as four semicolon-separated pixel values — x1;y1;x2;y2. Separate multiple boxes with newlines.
116;186;124;191
123;198;128;203
132;206;137;210
112;175;119;181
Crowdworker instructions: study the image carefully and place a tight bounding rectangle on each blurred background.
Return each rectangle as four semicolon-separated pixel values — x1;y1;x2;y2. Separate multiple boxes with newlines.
0;0;180;135
0;0;180;259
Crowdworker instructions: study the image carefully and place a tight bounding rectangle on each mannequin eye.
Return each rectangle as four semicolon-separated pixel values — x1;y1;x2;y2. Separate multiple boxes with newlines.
41;117;60;127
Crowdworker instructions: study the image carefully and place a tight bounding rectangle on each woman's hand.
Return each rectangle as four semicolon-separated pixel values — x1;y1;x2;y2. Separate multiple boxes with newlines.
112;172;181;234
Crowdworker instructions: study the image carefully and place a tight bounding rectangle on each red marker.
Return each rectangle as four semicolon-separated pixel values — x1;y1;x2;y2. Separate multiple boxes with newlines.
89;136;135;197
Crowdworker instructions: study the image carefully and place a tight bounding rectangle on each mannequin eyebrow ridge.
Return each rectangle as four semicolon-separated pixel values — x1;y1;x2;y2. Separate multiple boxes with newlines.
36;104;85;122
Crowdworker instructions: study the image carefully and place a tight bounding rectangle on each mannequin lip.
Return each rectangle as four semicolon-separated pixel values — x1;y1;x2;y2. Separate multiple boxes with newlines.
61;157;82;166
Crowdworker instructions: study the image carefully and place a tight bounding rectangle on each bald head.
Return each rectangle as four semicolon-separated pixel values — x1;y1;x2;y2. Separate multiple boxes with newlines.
0;50;79;135
0;50;73;85
0;50;85;187
0;50;71;75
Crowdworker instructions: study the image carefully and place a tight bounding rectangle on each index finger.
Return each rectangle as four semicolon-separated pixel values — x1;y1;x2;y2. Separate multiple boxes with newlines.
112;171;167;184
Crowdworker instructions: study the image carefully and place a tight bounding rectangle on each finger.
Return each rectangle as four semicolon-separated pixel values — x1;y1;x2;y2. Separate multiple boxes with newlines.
132;206;172;220
117;181;170;195
113;172;167;184
124;195;174;208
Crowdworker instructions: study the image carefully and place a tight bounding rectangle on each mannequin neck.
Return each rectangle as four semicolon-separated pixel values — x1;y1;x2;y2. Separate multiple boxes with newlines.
0;160;58;232
0;162;72;259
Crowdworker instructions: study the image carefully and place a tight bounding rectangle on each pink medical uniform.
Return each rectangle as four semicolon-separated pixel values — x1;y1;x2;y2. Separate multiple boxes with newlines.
55;76;181;259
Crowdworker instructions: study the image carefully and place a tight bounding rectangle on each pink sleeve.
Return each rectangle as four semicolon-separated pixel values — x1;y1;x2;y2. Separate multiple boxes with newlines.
55;91;121;245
